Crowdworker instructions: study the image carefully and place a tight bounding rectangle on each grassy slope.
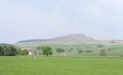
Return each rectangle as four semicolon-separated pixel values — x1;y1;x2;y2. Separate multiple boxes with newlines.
0;56;123;75
16;41;123;56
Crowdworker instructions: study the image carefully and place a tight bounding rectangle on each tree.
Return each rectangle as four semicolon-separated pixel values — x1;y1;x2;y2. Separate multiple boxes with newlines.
78;50;83;54
107;48;112;52
42;46;53;56
100;49;106;56
85;50;93;53
20;49;29;55
9;46;18;56
97;44;104;48
0;46;4;56
3;46;9;56
56;48;65;53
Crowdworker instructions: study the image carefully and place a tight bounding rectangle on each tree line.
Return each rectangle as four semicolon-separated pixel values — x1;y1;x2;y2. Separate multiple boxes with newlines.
0;45;19;56
0;44;109;56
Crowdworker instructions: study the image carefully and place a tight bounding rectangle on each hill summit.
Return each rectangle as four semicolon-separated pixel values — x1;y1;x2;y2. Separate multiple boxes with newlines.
18;34;95;43
53;34;94;41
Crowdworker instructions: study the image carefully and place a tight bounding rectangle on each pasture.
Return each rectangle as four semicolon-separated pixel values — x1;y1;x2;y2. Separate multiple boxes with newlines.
0;56;123;75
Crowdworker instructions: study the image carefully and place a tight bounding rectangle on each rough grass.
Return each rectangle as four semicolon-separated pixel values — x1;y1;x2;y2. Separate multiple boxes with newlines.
0;56;123;75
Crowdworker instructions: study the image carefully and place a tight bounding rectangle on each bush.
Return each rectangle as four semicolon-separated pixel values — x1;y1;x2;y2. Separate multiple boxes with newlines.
20;49;29;55
97;44;104;48
56;48;65;53
85;50;93;53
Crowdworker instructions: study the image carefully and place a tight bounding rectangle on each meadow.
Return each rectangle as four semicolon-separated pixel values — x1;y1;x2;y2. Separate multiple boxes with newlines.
0;56;123;75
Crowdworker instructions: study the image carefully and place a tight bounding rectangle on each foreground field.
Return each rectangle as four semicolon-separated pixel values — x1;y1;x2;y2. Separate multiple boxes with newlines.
0;56;123;75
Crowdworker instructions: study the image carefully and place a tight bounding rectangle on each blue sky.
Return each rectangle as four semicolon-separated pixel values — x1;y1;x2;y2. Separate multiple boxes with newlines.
0;0;123;43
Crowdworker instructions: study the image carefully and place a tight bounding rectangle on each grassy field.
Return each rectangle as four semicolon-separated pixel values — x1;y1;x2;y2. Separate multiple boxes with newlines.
0;56;123;75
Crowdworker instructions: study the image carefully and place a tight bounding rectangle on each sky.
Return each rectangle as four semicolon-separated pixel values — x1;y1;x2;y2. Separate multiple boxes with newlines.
0;0;123;43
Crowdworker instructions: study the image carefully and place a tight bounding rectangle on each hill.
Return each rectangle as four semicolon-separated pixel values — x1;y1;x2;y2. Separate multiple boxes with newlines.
18;34;95;44
16;34;123;56
18;39;51;43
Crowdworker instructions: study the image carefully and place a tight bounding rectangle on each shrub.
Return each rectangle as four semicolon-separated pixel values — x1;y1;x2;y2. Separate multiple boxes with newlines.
56;48;65;53
20;49;29;55
85;50;93;53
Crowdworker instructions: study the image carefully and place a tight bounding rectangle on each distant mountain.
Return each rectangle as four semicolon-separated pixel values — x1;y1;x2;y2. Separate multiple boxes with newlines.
52;34;94;41
18;39;51;43
18;34;95;43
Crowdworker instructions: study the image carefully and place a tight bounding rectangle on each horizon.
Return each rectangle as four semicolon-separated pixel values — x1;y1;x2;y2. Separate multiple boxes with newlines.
1;0;123;43
1;33;123;44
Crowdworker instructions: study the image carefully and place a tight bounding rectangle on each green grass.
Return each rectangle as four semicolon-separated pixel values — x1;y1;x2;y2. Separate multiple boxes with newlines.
0;56;123;75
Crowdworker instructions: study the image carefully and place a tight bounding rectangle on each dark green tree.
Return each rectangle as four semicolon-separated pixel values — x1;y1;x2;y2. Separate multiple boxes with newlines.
0;45;19;56
42;46;53;56
9;46;18;56
0;46;3;56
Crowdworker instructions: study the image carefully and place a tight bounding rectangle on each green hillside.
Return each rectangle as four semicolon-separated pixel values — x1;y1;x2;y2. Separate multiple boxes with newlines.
16;34;123;56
